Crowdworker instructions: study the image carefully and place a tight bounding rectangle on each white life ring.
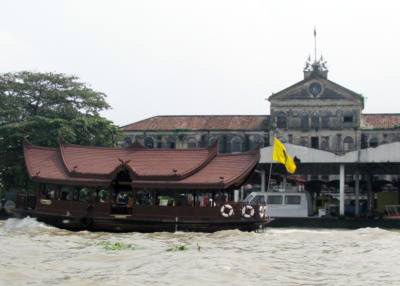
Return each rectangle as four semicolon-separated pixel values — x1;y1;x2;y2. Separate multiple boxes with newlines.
259;206;266;218
220;204;234;218
242;205;255;218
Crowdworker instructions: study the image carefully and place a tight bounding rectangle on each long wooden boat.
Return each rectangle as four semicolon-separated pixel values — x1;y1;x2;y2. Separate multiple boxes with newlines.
13;139;269;232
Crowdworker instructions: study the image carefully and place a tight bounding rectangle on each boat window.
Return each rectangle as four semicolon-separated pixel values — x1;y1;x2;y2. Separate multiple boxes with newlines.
98;188;109;203
243;194;254;203
251;195;266;204
158;196;174;207
79;187;95;202
44;184;58;200
267;195;283;205
135;189;154;206
285;195;301;205
60;186;74;201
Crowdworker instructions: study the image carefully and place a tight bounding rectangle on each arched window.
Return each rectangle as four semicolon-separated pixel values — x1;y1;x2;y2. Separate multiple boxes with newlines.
250;135;263;149
321;115;330;128
231;136;243;153
144;137;154;149
369;137;379;148
186;137;197;148
311;115;320;129
124;136;133;147
276;112;287;129
301;114;309;129
343;136;354;151
166;136;176;149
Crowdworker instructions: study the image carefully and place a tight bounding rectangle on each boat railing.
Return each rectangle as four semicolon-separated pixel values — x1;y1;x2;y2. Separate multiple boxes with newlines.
385;205;400;218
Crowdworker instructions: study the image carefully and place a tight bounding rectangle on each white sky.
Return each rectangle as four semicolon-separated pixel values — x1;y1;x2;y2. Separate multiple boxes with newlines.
1;0;400;126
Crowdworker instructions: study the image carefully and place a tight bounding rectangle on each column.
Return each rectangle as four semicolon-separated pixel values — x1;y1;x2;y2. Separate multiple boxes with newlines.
366;173;373;216
355;171;360;217
260;170;266;192
339;164;345;216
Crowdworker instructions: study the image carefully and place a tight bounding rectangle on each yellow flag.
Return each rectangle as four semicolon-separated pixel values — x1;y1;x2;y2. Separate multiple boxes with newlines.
272;138;296;174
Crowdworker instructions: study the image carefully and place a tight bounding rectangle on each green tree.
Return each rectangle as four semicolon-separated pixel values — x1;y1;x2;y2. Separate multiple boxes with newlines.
0;71;121;193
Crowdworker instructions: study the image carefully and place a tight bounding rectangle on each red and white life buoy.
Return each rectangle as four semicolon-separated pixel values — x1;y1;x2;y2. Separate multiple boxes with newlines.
242;205;255;218
220;204;234;218
259;205;266;218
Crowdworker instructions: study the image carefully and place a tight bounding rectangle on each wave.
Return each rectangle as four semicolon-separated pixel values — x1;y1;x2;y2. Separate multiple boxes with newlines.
2;217;54;231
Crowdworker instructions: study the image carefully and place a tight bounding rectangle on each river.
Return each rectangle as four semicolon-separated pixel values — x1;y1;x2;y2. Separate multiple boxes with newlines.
1;218;400;286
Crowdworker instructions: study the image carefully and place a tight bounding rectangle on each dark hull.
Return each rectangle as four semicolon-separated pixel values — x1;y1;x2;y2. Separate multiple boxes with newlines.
268;217;400;229
12;209;270;233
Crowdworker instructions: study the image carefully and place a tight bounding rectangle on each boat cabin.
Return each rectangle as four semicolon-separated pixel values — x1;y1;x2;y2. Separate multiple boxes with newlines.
244;191;313;218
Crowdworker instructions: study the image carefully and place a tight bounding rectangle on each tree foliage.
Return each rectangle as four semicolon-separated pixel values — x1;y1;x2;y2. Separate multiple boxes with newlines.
0;71;121;192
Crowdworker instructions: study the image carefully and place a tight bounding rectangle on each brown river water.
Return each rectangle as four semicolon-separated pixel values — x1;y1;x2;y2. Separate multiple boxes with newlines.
1;218;400;286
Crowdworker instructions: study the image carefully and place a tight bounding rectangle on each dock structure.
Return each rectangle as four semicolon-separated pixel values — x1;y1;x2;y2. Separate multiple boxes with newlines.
259;142;400;216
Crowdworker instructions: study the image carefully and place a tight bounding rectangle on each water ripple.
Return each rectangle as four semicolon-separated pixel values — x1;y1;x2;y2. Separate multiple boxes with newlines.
1;218;400;286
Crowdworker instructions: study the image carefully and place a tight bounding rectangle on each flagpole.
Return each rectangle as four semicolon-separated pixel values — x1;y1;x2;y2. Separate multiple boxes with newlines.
267;162;273;192
314;26;317;63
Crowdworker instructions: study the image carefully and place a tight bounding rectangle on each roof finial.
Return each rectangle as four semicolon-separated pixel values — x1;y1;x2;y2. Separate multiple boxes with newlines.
314;26;317;63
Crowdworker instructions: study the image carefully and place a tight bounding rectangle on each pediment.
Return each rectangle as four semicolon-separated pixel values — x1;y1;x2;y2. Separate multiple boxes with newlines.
268;75;363;105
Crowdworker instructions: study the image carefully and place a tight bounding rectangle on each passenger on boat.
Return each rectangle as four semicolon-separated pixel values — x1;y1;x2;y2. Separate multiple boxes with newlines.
127;195;134;214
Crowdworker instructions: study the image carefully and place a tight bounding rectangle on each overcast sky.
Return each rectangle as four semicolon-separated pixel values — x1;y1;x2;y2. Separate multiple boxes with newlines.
1;1;400;126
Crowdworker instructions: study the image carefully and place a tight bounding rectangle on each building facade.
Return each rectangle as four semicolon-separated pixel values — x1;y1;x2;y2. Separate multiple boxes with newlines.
121;58;400;155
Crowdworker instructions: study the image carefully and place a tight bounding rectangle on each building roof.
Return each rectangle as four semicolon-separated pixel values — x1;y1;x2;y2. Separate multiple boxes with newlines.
361;114;400;130
23;140;259;189
121;115;269;132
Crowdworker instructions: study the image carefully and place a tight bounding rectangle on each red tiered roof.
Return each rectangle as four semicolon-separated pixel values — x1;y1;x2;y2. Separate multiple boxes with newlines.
24;140;260;189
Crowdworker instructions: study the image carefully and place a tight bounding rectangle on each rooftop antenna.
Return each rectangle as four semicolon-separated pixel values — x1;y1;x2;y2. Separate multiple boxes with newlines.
314;26;317;63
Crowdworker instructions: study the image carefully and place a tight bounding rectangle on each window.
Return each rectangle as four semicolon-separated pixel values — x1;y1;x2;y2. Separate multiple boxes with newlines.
250;135;263;149
98;188;109;203
343;136;354;151
343;112;354;127
79;187;95;202
250;195;266;204
124;136;133;147
301;114;309;129
311;116;320;129
276;112;287;128
267;195;283;205
321;136;329;150
187;138;197;148
285;195;301;205
311;137;319;149
168;141;176;149
369;137;379;148
44;184;58;200
361;134;369;149
231;136;242;153
60;186;74;201
321;116;330;128
144;137;154;149
300;136;309;147
343;115;353;123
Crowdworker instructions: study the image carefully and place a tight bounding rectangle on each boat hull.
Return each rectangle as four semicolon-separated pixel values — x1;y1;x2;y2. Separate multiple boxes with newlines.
12;208;270;233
